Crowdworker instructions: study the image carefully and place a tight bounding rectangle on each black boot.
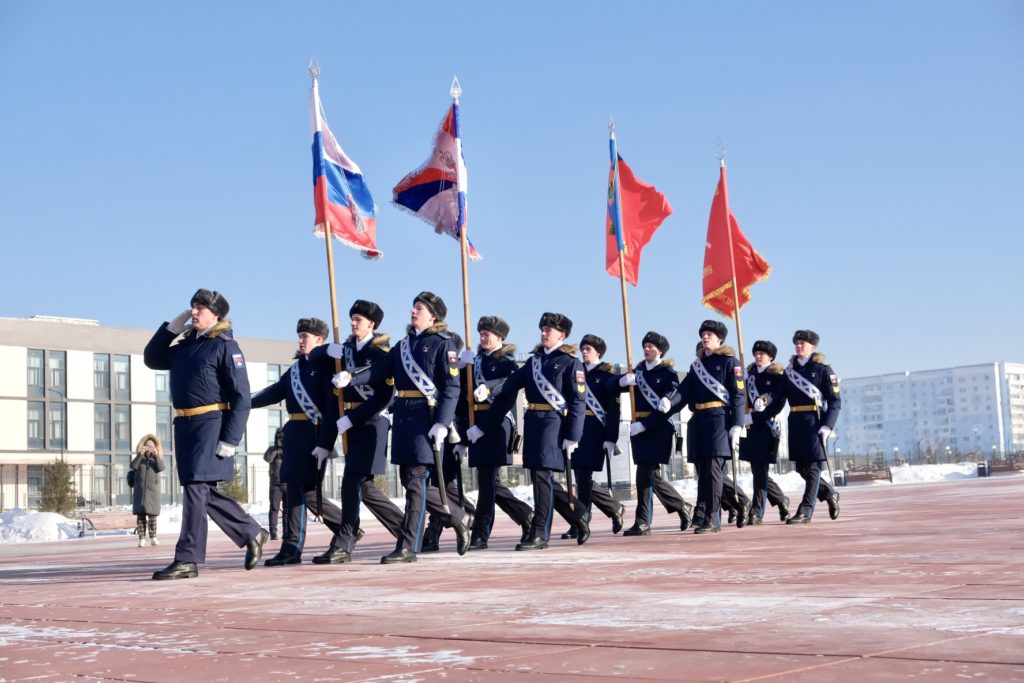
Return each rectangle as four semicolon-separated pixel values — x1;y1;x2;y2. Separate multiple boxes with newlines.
380;548;417;564
679;502;694;531
560;526;578;540
693;522;721;534
420;523;442;553
468;535;488;551
623;523;651;537
611;505;626;534
736;500;751;529
786;513;810;525
152;561;198;580
515;534;548;551
827;491;840;520
244;529;269;570
455;521;471;556
778;496;791;522
264;551;301;567
311;548;352;565
576;515;591;546
520;513;534;544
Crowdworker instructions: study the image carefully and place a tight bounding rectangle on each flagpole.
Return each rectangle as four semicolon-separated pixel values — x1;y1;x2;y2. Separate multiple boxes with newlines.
451;77;477;428
610;120;638;423
310;61;349;457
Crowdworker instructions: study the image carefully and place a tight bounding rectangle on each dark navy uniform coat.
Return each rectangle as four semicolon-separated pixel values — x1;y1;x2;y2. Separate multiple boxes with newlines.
485;345;585;472
771;354;841;464
575;363;622;472
630;361;679;466
143;322;250;483
251;350;339;486
330;333;394;477
352;323;459;466
466;344;519;469
739;363;785;465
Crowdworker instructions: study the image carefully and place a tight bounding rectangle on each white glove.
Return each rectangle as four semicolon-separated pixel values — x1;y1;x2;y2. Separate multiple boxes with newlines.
458;350;475;368
603;441;617;458
619;373;636;387
753;395;769;412
454;444;469;460
427;423;448;449
561;439;578;457
216;441;236;458
326;342;344;359
466;425;485;443
473;384;490;402
448;425;462;444
741;413;753;427
167;310;191;334
630;422;646;436
658;396;672;413
336;415;353;435
332;371;352;388
818;426;833;440
312;446;331;468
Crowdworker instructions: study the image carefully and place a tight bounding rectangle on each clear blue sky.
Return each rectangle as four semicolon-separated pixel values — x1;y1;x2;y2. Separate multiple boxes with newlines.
2;2;1021;378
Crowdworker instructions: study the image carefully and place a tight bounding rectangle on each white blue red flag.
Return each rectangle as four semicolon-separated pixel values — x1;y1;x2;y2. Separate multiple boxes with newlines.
310;77;380;258
392;103;480;259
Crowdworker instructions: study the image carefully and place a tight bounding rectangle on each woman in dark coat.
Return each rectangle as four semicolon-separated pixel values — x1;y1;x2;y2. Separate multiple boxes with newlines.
130;434;165;547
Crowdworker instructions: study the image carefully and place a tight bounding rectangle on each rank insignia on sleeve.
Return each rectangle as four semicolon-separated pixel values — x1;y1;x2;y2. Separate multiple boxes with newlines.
450;368;459;377
232;353;245;368
830;374;840;392
733;366;743;377
448;351;457;363
577;384;586;394
735;379;745;390
576;370;585;384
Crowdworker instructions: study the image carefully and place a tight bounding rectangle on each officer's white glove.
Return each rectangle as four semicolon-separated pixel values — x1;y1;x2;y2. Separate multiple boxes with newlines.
658;396;672;413
167;310;191;334
215;441;236;458
458;350;475;368
752;396;769;413
427;423;448;449
619;373;636;387
473;384;490;402
630;422;646;436
741;413;753;427
332;371;352;388
312;446;331;468
336;415;353;435
561;439;578;457
454;444;469;460
818;426;833;440
326;342;344;359
466;425;485;443
603;441;617;458
448;425;462;444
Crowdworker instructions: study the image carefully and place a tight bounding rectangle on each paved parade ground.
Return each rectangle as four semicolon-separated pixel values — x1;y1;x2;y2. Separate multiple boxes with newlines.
1;476;1023;682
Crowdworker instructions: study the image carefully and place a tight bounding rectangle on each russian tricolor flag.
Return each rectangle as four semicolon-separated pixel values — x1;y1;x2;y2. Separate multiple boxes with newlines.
310;77;381;258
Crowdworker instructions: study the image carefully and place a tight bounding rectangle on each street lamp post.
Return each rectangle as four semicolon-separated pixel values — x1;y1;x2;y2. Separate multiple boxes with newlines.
945;445;952;462
893;446;899;465
45;387;66;462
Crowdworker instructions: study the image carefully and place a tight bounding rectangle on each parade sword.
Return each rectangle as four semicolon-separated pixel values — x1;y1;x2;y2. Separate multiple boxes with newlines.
564;445;575;512
428;397;451;515
819;432;837;485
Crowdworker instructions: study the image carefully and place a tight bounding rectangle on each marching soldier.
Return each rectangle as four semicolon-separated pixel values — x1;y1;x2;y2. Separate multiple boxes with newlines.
325;300;404;561
468;312;590;550
649;321;744;534
738;340;791;524
757;330;840;524
252;318;344;566
622;331;693;535
143;289;268;580
263;428;287;541
333;292;470;563
560;334;626;539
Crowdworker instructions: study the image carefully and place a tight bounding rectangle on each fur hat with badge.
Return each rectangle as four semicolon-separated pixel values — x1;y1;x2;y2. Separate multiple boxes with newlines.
538;312;572;335
296;317;330;338
413;291;447;321
477;315;510;339
349;299;384;328
752;340;778;360
580;334;607;357
642;331;670;355
191;289;229;319
698;319;728;341
792;329;820;346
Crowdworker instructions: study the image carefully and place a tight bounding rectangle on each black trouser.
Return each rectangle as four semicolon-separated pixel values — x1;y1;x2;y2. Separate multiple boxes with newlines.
633;463;687;527
795;461;835;519
571;467;622;520
424;479;477;542
720;459;750;513
472;464;533;540
750;462;788;518
533;470;585;542
338;470;403;552
268;483;286;539
396;464;465;553
695;457;726;527
281;481;344;558
174;482;262;564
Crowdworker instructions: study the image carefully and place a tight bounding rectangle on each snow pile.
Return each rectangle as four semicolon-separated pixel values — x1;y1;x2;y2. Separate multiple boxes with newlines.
888;462;979;484
0;508;80;543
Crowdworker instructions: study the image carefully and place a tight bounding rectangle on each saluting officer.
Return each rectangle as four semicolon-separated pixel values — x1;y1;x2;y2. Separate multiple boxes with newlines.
738;340;791;524
559;334;627;539
758;330;840;524
327;300;405;561
333;292;470;563
623;331;693;535
468;312;590;550
650;321;744;534
459;316;533;550
143;289;268;580
252;318;344;566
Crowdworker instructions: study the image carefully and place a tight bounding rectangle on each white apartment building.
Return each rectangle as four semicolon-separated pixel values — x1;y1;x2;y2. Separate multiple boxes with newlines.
838;362;1024;463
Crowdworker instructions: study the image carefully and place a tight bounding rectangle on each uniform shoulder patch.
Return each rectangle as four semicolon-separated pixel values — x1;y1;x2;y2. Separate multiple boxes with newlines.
448;350;457;364
231;353;245;368
575;370;585;384
449;367;459;377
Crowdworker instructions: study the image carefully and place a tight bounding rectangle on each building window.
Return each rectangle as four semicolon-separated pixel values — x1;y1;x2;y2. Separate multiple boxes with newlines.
47;401;66;449
27;466;44;510
156;405;173;451
94;353;111;400
113;354;131;401
114;405;131;451
155;370;171;403
95;404;111;451
27;401;45;449
27;349;45;398
48;351;66;391
268;409;282;446
268;364;282;385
